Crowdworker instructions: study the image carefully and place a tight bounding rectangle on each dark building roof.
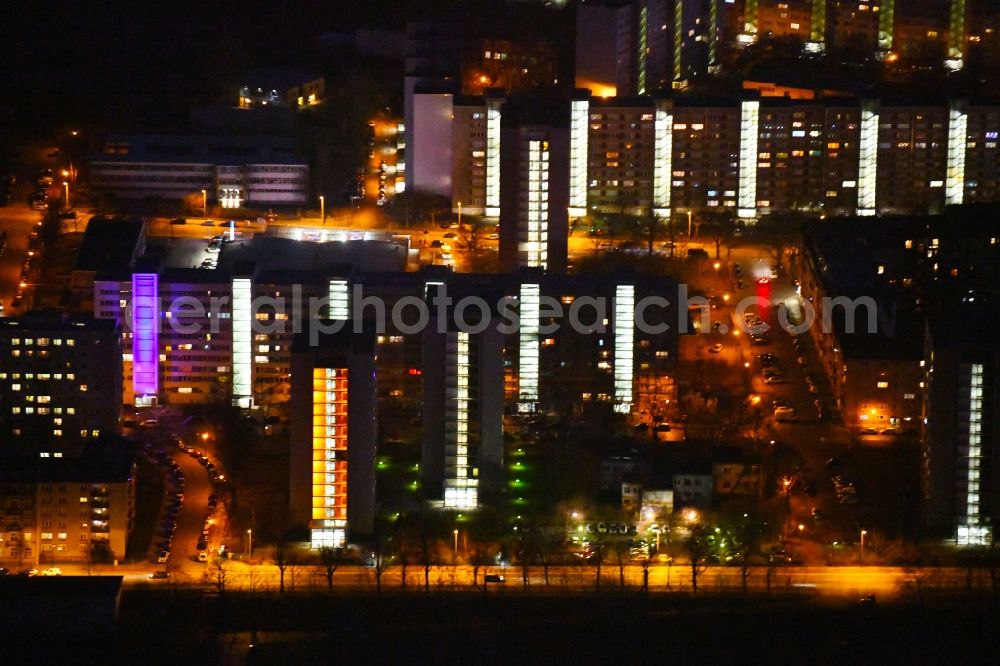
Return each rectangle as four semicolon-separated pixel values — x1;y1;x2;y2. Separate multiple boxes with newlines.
74;216;145;278
0;310;119;336
0;575;123;600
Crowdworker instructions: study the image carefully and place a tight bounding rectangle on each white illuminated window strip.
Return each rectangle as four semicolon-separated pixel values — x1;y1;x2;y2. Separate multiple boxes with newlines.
652;106;673;217
958;363;990;545
518;283;540;408
568;99;589;214
858;101;879;216
947;0;966;69
521;141;549;268
328;279;350;320
311;528;345;549
637;5;648;94
485;100;501;216
614;285;635;411
231;278;253;398
424;280;445;300
738;101;760;218
945;103;967;206
444;332;477;509
878;0;894;51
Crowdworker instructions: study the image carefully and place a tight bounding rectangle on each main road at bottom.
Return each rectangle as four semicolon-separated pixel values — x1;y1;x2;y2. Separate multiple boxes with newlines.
98;562;989;600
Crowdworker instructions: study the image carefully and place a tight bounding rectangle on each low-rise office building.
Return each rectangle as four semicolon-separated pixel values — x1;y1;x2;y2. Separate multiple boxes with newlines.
90;134;309;208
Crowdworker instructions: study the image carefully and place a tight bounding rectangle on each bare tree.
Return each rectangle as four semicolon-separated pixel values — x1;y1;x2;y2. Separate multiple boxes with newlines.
319;546;345;593
370;521;391;594
470;539;492;589
397;529;411;590
592;538;609;592
641;556;652;593
211;556;228;594
416;511;438;595
275;545;289;593
636;214;668;256
537;537;560;587
516;531;537;591
734;518;763;594
615;541;630;591
686;524;711;593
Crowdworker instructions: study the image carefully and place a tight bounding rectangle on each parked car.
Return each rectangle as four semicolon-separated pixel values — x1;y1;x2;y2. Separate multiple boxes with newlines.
774;406;796;421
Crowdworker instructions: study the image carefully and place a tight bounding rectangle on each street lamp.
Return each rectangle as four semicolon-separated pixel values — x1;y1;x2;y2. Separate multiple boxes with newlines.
246;528;253;557
453;529;459;558
320;195;326;225
687;211;693;239
62;181;70;208
860;529;867;564
457;201;462;229
201;189;208;216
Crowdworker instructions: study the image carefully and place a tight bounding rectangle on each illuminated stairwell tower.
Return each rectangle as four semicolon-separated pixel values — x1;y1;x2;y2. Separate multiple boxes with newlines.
946;0;967;70
878;0;895;53
806;0;826;53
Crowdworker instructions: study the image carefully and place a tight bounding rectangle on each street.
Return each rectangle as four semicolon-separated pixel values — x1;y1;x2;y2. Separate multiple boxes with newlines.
35;561;1000;602
0;202;43;313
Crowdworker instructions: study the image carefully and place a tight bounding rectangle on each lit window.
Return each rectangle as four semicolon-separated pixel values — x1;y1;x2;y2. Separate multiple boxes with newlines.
877;381;889;389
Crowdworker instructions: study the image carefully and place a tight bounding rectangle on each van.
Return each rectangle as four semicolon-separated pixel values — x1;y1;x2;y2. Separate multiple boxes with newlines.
197;551;209;563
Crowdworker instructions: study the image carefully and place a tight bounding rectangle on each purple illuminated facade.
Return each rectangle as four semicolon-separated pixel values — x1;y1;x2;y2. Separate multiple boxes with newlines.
131;273;159;399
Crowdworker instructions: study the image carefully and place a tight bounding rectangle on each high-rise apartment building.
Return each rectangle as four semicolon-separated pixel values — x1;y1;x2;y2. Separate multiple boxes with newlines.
499;98;571;273
288;326;377;547
0;313;121;455
418;90;1000;222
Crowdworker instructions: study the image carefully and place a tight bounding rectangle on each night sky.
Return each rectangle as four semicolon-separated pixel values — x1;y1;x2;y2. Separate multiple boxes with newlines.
1;0;567;126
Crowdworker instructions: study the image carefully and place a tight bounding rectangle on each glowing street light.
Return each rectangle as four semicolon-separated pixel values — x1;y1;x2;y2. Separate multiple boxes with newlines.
62;181;70;208
320;195;326;225
201;189;208;216
860;529;868;563
246;528;253;557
